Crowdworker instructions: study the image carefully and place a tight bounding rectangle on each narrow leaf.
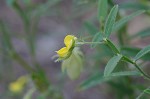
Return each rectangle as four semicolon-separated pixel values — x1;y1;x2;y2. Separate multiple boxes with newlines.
6;0;15;6
91;32;103;48
12;1;29;27
136;87;150;99
98;0;108;21
134;45;150;61
104;55;122;77
84;22;98;35
79;73;109;90
104;5;118;38
144;88;150;95
106;39;120;54
111;71;141;77
0;21;13;50
130;28;150;38
113;10;145;31
23;88;35;99
120;2;150;10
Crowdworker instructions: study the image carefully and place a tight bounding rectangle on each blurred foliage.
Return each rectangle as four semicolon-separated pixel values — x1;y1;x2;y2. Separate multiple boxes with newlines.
0;0;150;99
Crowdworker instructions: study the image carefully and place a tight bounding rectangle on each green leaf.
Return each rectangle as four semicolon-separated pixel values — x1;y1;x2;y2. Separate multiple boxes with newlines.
12;1;29;27
84;22;98;35
113;10;145;32
120;2;150;10
22;0;31;5
6;0;15;6
32;0;61;18
79;73;109;90
134;45;150;61
104;55;122;77
136;87;150;99
105;39;120;54
130;28;150;38
91;32;103;48
111;71;141;77
144;88;150;95
104;5;118;38
98;0;108;21
0;21;13;50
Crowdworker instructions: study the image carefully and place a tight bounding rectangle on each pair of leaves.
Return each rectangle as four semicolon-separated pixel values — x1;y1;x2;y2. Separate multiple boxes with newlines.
113;10;145;32
87;5;144;41
84;4;117;37
104;6;144;37
104;44;150;76
104;5;144;38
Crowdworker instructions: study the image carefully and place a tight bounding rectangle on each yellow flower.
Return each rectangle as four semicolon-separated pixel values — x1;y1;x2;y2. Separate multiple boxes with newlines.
64;35;77;49
9;76;28;93
9;82;23;93
56;35;77;58
56;47;69;58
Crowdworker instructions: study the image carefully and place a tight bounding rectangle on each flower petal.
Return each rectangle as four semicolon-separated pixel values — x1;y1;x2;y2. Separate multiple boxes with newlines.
64;35;76;49
56;47;69;58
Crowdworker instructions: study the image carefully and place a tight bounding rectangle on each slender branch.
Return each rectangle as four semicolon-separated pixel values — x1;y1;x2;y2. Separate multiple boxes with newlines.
134;63;150;81
76;42;104;45
80;36;93;41
11;52;35;73
123;56;150;81
136;87;150;99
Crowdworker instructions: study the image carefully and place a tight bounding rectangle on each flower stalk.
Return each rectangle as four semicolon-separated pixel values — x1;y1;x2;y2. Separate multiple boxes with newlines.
76;42;104;45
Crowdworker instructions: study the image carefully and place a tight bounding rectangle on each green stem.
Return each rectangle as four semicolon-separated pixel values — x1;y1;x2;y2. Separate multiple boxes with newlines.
136;87;150;99
123;56;150;81
77;42;104;45
11;52;35;73
134;63;150;81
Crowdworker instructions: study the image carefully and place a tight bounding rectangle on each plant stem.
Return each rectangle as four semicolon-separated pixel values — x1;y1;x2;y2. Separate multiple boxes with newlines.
77;42;104;45
123;56;150;81
133;63;150;81
136;87;150;99
11;52;35;73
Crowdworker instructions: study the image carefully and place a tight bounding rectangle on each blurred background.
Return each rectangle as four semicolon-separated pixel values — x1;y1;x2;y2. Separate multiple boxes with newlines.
0;0;150;99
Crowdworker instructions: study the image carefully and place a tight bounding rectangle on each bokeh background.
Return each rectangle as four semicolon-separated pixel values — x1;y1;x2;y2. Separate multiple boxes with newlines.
0;0;150;99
